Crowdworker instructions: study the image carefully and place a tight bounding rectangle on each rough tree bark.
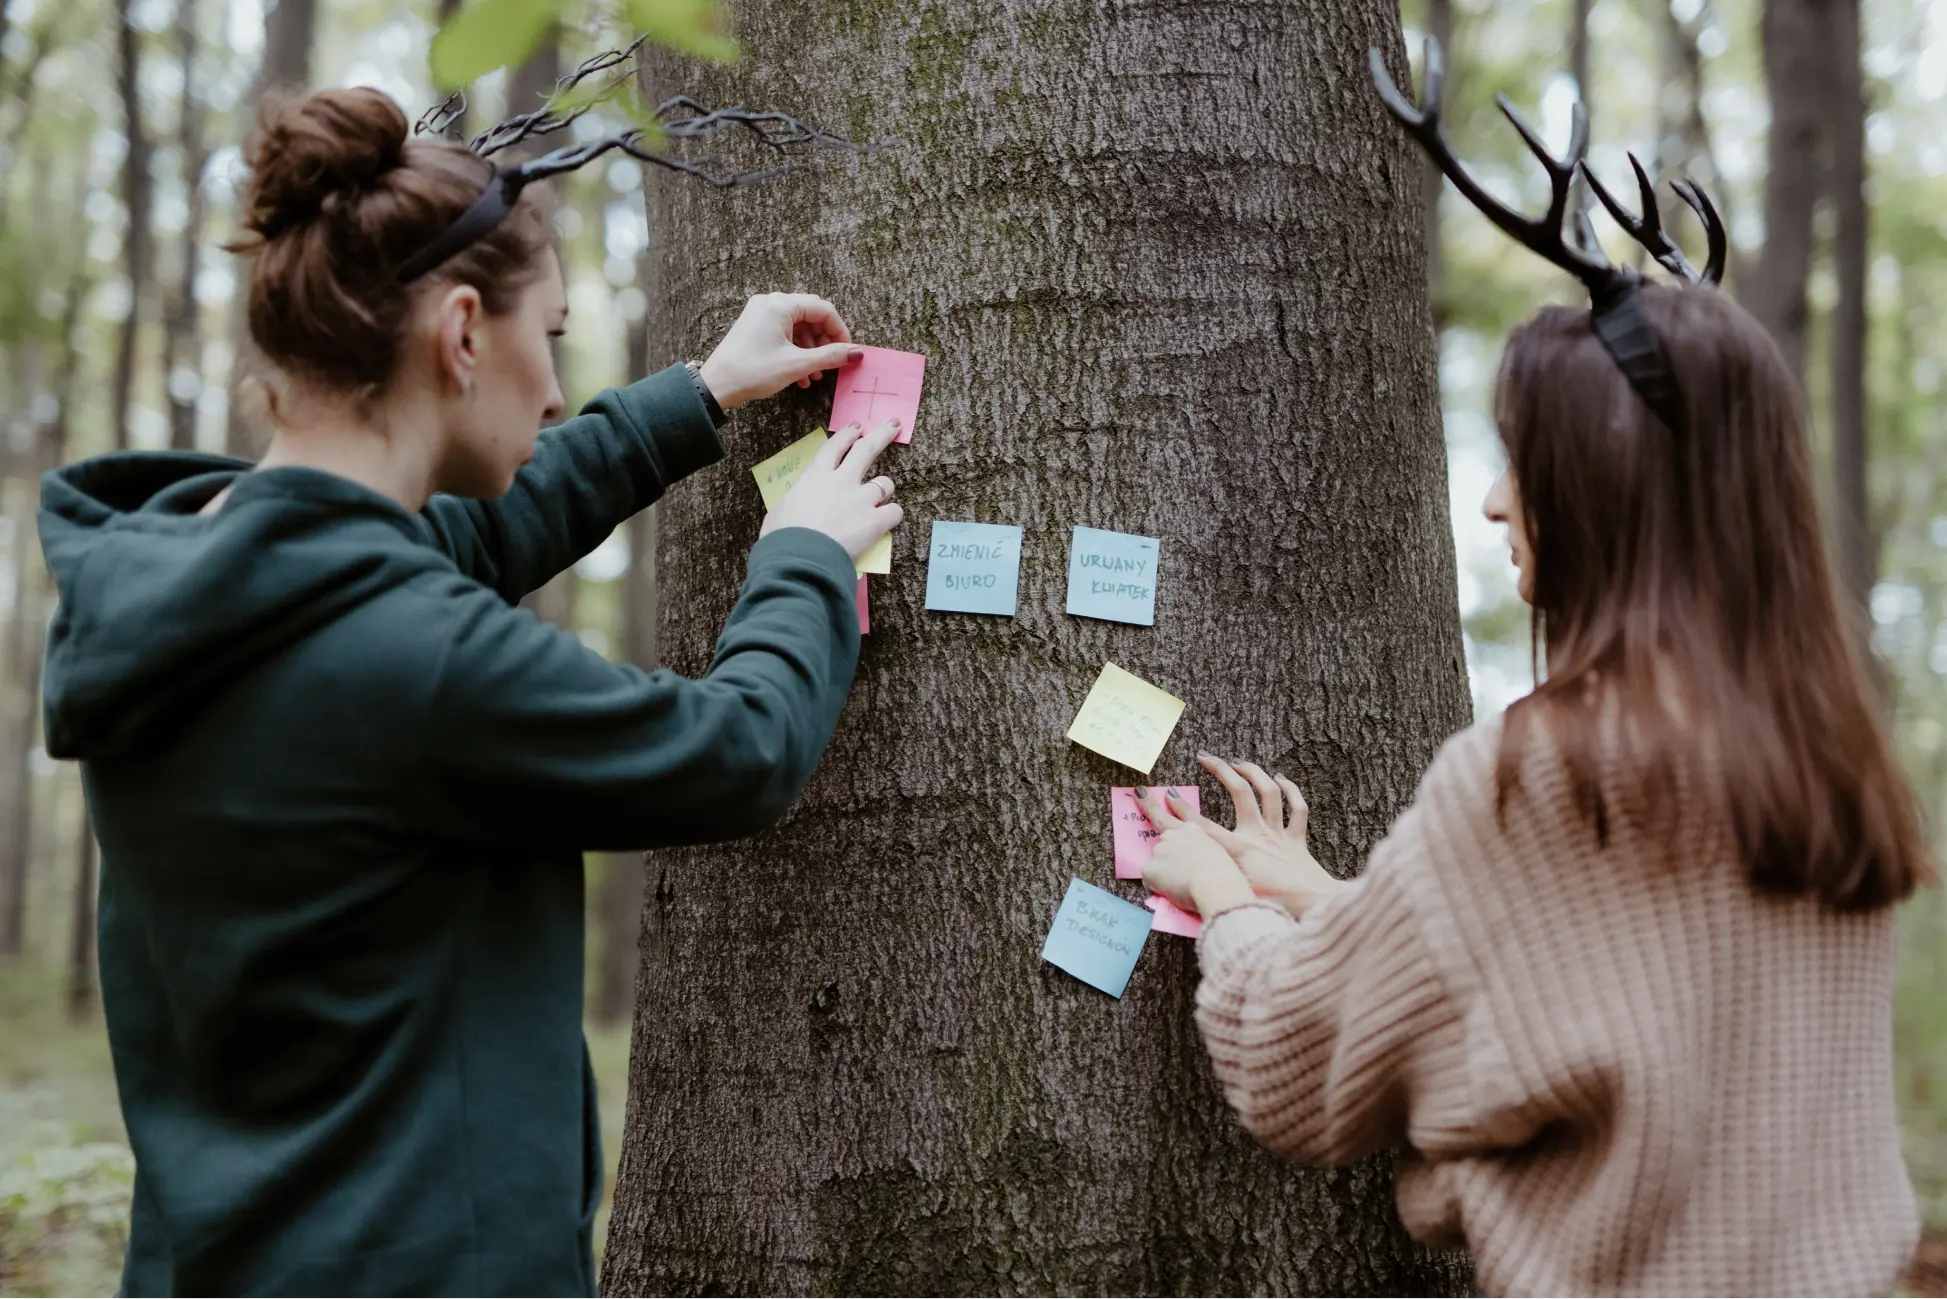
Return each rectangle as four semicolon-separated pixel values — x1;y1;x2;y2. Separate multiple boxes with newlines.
604;1;1472;1293
165;0;209;451
1826;0;1873;657
223;0;315;457
112;0;151;453
1747;0;1823;386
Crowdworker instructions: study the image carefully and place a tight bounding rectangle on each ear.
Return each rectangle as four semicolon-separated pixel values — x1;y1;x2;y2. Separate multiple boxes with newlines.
433;283;486;395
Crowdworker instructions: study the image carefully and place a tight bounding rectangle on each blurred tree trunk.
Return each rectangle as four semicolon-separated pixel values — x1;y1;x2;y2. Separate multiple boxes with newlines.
223;0;316;457
594;503;657;1028
593;251;659;1028
1568;0;1592;218
1650;5;1745;290
1827;0;1872;659
604;1;1471;1293
165;0;208;451
1422;0;1452;330
68;817;96;1018
0;273;82;958
113;0;152;453
1748;0;1822;386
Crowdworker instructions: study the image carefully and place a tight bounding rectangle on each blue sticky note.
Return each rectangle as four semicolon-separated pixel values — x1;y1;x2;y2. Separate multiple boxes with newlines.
1040;877;1153;998
924;520;1023;616
1065;527;1160;626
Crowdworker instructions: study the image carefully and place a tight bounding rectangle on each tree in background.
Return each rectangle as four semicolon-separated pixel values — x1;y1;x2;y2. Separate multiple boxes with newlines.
602;0;1472;1290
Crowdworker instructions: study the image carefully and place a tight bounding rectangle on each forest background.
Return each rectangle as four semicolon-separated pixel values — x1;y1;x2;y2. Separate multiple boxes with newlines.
0;0;1942;1291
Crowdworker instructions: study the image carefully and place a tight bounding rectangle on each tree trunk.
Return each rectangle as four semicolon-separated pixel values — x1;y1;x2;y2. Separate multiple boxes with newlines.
67;812;97;1019
113;0;152;454
0;274;83;957
224;0;316;457
1568;0;1592;219
1826;0;1872;660
604;2;1473;1293
594;505;658;1028
166;0;208;451
1747;0;1823;386
1422;0;1452;331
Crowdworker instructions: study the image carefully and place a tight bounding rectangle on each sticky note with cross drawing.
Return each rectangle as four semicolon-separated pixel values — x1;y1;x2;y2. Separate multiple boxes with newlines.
1066;662;1185;774
749;428;891;575
830;346;925;444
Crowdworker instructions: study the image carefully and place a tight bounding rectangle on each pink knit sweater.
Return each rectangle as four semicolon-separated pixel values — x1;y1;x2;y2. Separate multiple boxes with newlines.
1195;717;1918;1297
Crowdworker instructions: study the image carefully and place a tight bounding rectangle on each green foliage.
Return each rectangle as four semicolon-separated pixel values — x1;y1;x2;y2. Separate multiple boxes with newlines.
623;0;737;64
429;0;735;91
428;0;566;90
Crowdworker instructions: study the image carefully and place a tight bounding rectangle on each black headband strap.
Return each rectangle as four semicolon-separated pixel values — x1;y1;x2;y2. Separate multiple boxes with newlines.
394;167;526;284
1590;278;1686;436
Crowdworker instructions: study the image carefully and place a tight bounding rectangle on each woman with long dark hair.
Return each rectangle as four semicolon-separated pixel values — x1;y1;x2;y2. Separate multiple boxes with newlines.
38;85;898;1295
1138;47;1932;1297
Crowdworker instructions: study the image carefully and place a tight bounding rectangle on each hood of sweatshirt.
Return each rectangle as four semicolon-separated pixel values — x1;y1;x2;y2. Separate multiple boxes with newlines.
38;451;451;760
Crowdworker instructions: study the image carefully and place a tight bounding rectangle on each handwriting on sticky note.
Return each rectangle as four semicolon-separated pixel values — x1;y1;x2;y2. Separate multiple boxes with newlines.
831;346;925;444
750;428;890;578
855;576;870;635
923;520;1022;616
1067;527;1160;626
1066;662;1185;774
1145;895;1203;939
751;428;828;510
1040;877;1153;997
1111;786;1199;879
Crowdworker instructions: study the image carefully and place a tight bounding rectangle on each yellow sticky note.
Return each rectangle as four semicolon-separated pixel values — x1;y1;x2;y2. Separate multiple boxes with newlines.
749;427;891;578
751;428;829;509
1066;662;1185;774
857;532;891;575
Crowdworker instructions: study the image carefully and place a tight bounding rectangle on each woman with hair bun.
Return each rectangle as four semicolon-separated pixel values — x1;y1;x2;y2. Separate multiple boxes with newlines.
37;85;897;1296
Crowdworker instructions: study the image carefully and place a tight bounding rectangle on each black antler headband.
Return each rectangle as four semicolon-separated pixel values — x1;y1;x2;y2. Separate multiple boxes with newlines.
396;37;868;284
1368;38;1725;436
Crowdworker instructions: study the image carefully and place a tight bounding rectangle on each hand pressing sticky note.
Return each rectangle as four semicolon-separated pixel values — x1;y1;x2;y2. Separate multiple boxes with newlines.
831;346;925;444
1041;877;1153;997
1145;895;1203;939
1111;785;1199;879
855;576;870;635
1067;527;1160;626
750;427;891;578
924;520;1022;616
1067;662;1185;774
751;428;828;510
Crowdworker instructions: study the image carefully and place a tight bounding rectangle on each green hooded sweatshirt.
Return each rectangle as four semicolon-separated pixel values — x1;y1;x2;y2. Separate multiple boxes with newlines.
36;364;860;1297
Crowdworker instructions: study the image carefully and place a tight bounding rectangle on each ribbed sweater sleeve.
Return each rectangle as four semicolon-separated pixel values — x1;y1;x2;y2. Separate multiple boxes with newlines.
1193;855;1469;1166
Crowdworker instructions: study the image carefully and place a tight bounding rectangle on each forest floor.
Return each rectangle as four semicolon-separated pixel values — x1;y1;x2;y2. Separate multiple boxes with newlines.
1;952;1944;1297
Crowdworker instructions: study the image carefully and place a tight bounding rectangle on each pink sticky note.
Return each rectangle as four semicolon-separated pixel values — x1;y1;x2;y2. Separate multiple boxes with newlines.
1145;895;1203;939
1110;785;1200;879
856;576;870;635
831;346;925;444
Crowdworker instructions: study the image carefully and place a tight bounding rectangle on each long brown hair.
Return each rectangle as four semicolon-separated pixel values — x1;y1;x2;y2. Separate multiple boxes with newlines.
224;87;553;404
1494;283;1931;910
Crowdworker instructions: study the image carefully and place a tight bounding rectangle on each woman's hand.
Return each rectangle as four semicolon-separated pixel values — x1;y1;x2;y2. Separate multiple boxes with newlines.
761;421;904;562
698;293;862;411
1138;790;1257;920
1148;756;1348;920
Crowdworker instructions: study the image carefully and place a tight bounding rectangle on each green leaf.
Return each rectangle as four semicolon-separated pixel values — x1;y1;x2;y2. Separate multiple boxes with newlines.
429;0;566;90
624;0;739;63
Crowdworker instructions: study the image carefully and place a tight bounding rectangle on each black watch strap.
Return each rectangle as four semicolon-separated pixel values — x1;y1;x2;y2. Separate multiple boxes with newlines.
684;361;728;428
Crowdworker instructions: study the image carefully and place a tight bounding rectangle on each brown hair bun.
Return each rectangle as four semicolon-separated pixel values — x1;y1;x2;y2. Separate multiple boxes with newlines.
242;87;408;239
224;85;552;410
